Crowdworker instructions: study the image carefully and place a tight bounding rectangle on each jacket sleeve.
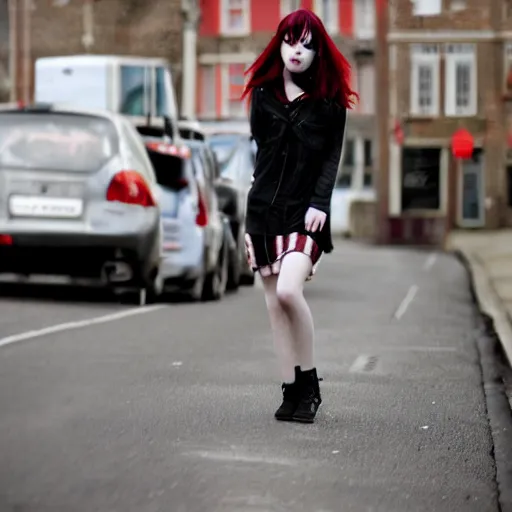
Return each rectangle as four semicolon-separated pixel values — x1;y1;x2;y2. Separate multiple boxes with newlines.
309;105;347;214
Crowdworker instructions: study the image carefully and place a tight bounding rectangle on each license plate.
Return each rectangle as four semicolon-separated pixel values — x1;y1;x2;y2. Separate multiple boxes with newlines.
9;195;84;219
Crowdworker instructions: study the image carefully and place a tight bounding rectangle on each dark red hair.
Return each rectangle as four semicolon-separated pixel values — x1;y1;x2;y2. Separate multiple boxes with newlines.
242;9;358;109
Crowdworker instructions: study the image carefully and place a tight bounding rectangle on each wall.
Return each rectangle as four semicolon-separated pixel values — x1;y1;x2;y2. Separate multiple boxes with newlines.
17;0;183;102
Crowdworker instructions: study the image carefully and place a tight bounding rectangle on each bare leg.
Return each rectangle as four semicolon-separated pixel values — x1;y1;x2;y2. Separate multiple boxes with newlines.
275;252;315;371
261;274;298;383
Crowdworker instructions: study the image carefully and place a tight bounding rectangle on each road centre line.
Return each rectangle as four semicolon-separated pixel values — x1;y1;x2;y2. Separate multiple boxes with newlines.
394;285;418;320
0;305;166;349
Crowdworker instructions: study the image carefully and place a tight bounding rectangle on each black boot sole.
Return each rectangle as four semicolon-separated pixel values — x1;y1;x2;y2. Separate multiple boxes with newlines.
275;415;296;422
292;403;322;423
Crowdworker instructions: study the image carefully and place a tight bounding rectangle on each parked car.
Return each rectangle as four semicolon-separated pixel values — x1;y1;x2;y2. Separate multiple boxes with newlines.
141;136;234;301
0;103;164;304
207;132;256;286
184;139;238;293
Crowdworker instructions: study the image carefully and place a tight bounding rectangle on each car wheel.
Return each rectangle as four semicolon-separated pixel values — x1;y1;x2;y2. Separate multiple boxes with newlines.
202;242;228;301
144;266;165;305
226;242;241;291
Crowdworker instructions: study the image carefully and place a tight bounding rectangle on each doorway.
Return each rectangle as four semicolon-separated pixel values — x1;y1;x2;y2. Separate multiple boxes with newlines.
458;149;485;227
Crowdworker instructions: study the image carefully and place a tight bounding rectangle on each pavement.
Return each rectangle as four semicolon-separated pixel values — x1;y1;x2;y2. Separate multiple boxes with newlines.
446;229;512;366
0;241;502;512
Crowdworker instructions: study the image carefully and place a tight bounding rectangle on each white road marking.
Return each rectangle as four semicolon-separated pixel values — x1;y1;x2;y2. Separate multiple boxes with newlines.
394;285;418;320
423;253;437;271
0;305;166;348
187;450;296;466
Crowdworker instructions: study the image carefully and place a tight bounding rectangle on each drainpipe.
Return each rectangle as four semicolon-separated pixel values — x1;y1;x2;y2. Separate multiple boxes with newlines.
181;0;200;120
82;0;94;52
22;0;31;105
7;0;17;102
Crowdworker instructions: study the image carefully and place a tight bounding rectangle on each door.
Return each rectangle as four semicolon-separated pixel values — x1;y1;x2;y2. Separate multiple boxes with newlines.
458;149;485;227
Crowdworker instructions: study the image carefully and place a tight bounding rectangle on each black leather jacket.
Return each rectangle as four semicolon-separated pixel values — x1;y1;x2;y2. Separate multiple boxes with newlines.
245;85;347;253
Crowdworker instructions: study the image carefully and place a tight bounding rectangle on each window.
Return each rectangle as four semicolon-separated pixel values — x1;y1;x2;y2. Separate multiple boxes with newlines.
504;43;512;93
120;66;148;117
120;65;172;118
315;0;338;33
450;0;466;11
221;0;250;36
337;138;354;188
354;0;375;39
199;65;216;117
445;44;477;117
226;63;246;118
507;165;512;208
411;0;441;16
410;44;440;116
507;166;512;207
356;62;375;114
401;147;441;211
363;139;373;188
363;139;372;166
281;0;301;17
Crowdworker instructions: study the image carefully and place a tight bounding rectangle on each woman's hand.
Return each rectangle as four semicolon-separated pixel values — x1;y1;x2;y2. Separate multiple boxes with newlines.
305;207;327;233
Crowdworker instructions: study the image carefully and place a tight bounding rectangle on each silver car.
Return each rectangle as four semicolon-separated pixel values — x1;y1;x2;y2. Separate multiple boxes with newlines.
0;104;163;304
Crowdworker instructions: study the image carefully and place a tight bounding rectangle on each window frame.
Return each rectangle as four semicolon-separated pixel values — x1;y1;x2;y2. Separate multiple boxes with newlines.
504;42;512;95
199;65;217;119
220;0;251;37
444;43;477;117
354;0;375;39
410;44;440;117
119;64;175;120
280;0;301;17
314;0;339;34
221;62;249;119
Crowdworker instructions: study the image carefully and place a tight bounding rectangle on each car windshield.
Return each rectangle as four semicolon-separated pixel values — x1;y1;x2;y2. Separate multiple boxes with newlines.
218;142;254;186
0;113;118;172
207;134;242;165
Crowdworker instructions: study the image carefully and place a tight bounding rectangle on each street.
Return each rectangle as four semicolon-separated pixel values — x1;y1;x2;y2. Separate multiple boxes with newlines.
0;240;499;512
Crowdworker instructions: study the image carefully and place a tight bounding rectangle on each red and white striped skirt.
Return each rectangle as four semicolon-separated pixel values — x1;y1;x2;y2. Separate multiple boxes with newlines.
244;232;323;278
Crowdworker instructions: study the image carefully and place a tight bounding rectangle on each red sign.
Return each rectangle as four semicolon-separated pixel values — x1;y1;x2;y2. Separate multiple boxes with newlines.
451;128;474;159
394;120;404;146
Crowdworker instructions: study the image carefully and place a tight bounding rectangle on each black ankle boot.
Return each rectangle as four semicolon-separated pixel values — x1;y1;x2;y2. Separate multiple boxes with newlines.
274;366;301;421
293;368;322;423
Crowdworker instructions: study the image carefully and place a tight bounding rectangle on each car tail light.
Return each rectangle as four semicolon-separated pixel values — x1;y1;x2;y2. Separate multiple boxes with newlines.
196;191;208;227
106;170;156;207
0;234;12;245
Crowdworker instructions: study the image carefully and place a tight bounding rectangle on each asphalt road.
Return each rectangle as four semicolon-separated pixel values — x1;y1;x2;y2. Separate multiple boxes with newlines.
0;241;499;512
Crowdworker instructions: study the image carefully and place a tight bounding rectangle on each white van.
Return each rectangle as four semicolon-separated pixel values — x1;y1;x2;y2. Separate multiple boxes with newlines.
34;54;180;139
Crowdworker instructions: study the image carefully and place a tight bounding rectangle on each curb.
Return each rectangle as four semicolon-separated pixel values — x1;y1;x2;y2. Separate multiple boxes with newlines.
454;250;512;512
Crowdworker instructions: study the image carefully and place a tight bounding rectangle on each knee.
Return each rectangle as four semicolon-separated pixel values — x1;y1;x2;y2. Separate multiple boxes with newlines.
275;284;299;309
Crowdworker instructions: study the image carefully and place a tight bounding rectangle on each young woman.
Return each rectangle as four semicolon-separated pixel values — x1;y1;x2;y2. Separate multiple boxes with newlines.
242;9;357;423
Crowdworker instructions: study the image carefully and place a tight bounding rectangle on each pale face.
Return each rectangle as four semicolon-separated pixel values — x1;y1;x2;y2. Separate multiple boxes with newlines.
280;31;316;74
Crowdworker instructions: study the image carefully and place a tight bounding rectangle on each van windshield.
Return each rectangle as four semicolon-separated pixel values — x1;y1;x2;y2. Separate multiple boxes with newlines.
0;113;118;172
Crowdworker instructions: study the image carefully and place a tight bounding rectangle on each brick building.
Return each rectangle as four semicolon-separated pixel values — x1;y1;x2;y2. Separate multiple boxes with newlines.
196;0;378;191
1;0;183;104
376;0;512;245
0;0;9;101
